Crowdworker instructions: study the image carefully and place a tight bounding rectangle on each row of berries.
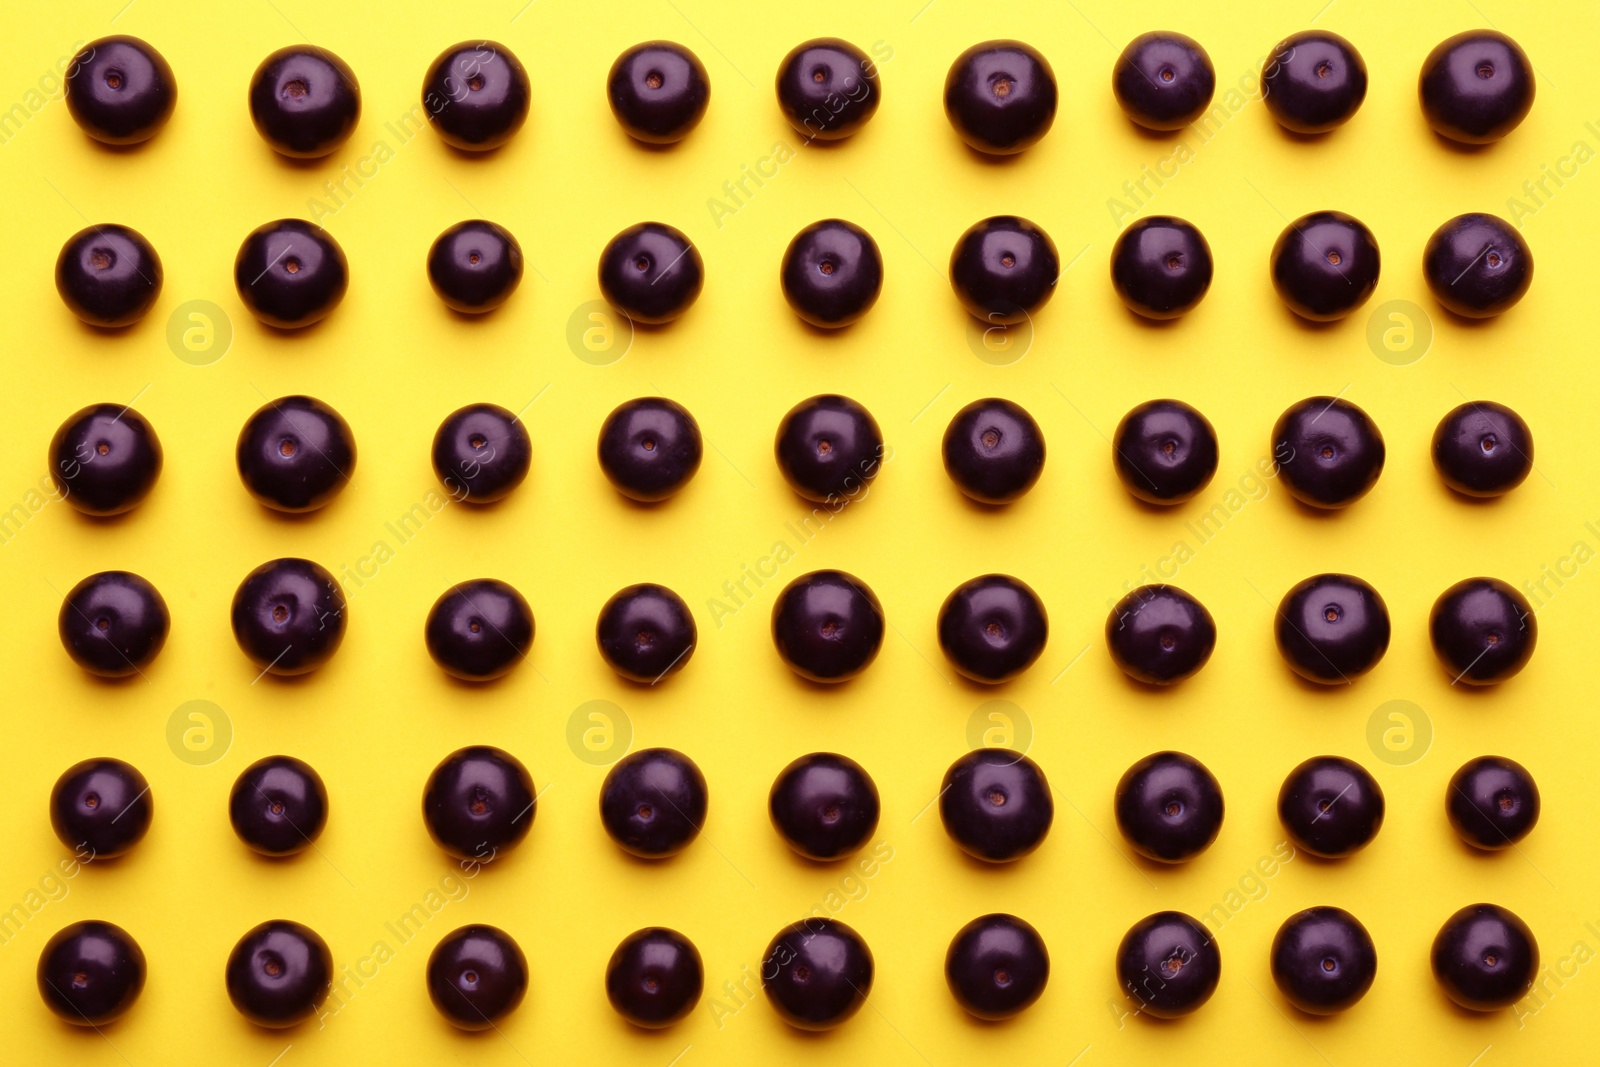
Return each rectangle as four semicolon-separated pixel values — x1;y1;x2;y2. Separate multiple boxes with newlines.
62;30;1536;156
38;742;1539;1028
53;207;1534;332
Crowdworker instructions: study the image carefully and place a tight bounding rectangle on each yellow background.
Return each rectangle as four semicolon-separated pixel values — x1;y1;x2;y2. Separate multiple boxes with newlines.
2;0;1597;1063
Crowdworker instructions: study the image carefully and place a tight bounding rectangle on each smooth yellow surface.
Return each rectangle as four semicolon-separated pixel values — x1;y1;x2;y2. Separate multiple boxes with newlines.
3;0;1599;1063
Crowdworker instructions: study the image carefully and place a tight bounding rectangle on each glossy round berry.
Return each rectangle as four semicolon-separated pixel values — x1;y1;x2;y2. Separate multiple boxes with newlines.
1275;574;1390;684
1116;911;1220;1018
937;574;1048;684
248;46;360;158
1278;756;1384;859
234;219;348;329
598;397;702;502
422;746;537;861
236;395;356;513
1429;578;1536;685
939;749;1053;863
37;921;145;1026
1113;399;1218;504
59;571;168;678
427;925;529;1030
55;224;163;328
1432;904;1538;1011
229;755;328;857
1113;32;1215;131
1447;756;1540;850
1432;401;1533;497
762;918;873;1030
775;38;880;141
598;222;703;324
225;920;332;1028
770;570;884;683
231;558;347;677
1261;32;1368;134
608;42;709;144
1106;585;1215;687
49;403;163;517
606;927;703;1028
769;753;879;861
1115;751;1223;863
64;36;176;145
597;584;695;684
1272;396;1385;509
1271;907;1377;1015
421;41;529;150
945;913;1049;1019
950;216;1059;325
1420;31;1535;145
427;220;523;314
1110;216;1213;319
50;758;152;859
943;40;1057;154
781;219;883;328
432;402;531;504
424;579;535;682
774;394;884;504
1270;211;1380;321
599;748;707;859
1423;213;1532;318
941;398;1045;505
